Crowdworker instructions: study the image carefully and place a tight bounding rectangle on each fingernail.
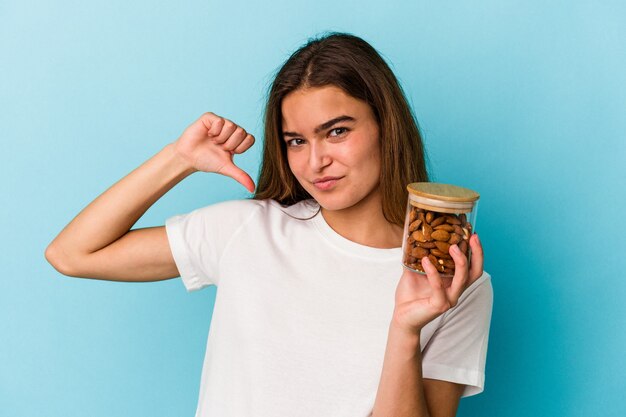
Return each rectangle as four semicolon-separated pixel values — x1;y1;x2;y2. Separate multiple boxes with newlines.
451;244;460;255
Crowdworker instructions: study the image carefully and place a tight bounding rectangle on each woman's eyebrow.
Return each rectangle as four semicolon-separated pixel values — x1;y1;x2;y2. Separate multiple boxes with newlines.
283;115;356;137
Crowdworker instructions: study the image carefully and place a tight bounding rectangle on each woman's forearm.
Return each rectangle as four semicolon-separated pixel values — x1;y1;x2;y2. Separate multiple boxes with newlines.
372;324;429;417
46;143;195;261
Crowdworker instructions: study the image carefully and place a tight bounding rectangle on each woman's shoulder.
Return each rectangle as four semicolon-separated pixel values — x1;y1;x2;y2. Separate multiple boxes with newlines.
447;271;493;317
462;271;493;301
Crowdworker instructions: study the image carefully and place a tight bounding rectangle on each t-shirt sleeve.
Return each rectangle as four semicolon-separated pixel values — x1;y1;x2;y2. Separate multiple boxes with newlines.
421;272;493;397
164;199;262;292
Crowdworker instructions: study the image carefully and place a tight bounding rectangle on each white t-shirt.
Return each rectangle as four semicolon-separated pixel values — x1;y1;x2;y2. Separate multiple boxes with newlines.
165;198;493;417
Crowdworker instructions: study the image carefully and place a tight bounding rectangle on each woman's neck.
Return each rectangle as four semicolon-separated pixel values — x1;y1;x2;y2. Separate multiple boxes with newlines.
320;194;403;249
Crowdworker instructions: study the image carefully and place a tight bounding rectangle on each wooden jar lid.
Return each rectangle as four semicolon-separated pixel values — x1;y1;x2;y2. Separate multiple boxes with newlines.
406;182;480;213
407;182;480;202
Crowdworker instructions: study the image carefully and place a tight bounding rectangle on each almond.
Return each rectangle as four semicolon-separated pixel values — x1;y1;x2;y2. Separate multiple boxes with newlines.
430;248;451;259
434;241;451;253
422;223;433;240
430;216;446;227
408;219;422;232
434;224;455;232
431;230;451;242
449;233;462;245
412;230;427;242
445;215;462;225
411;246;430;259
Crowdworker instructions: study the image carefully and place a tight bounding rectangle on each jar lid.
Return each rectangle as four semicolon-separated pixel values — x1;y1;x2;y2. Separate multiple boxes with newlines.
407;182;480;202
406;182;480;214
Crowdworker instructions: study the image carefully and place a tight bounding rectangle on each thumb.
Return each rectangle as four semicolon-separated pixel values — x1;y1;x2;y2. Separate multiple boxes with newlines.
220;161;256;193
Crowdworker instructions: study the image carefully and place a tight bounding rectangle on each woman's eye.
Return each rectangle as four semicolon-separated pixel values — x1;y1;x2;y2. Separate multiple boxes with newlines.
329;127;348;137
286;138;306;147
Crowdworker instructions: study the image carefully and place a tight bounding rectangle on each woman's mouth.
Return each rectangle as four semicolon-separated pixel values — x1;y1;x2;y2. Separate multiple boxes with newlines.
313;176;343;191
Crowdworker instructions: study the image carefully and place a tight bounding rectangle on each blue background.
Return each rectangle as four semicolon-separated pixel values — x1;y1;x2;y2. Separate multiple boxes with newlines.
1;1;625;416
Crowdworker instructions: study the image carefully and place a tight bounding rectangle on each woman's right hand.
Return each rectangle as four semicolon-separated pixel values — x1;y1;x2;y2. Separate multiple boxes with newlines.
173;112;257;192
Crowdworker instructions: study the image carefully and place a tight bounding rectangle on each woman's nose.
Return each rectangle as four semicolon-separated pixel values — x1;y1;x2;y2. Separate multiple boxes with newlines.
309;141;332;172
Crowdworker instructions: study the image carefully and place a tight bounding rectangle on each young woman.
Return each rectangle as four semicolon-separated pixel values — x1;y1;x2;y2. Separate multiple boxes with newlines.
46;32;492;417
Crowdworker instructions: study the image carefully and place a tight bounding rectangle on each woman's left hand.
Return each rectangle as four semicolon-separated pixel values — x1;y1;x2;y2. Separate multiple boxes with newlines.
392;233;484;335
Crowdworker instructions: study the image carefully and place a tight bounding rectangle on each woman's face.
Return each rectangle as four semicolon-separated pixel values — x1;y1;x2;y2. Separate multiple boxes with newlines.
281;85;381;212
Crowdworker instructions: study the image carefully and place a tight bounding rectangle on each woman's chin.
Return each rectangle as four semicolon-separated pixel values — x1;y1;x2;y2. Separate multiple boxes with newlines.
311;186;380;214
312;194;357;212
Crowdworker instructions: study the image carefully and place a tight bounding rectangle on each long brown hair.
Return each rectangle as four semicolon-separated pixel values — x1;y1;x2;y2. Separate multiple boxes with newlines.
253;32;429;226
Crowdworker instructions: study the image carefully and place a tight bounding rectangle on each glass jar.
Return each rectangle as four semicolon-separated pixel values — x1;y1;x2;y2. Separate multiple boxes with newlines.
402;182;480;277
